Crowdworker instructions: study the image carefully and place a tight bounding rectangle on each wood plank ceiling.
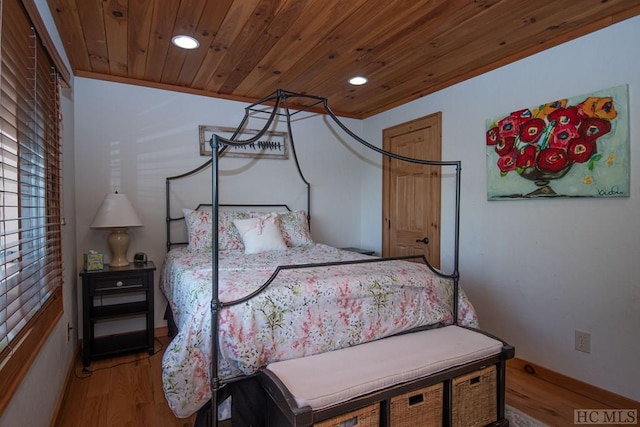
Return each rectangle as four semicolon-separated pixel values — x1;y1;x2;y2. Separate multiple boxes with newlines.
48;0;640;118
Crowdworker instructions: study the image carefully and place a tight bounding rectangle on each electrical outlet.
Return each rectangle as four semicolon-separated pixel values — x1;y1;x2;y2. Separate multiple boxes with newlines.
575;330;591;353
66;322;72;343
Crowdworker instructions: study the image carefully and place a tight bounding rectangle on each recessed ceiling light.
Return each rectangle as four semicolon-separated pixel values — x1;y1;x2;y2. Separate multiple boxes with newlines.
171;35;199;50
348;76;368;86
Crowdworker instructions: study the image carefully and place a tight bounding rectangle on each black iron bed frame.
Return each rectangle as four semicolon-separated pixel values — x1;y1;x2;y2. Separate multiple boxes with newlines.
165;89;463;426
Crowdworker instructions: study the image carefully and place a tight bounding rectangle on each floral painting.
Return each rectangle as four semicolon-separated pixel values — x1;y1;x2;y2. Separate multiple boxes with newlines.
486;85;629;200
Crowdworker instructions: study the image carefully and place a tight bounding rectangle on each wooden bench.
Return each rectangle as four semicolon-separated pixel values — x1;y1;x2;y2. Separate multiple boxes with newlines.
259;325;514;427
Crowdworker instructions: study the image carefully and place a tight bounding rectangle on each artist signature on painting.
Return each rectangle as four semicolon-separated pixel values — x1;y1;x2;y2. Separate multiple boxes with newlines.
597;185;625;196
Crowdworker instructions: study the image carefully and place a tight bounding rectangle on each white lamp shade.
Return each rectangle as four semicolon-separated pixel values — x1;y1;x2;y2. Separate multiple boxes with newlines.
91;192;143;229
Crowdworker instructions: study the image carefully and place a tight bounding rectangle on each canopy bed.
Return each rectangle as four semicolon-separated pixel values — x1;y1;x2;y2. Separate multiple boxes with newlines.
161;89;514;426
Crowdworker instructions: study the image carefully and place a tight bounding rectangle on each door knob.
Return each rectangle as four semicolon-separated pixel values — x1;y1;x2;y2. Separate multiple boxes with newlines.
416;237;429;244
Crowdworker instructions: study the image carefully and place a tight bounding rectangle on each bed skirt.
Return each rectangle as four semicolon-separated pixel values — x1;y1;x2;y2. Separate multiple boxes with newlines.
194;377;267;426
163;303;179;338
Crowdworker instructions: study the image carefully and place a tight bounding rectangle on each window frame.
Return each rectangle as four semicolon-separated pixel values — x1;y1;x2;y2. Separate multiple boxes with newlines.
0;0;64;415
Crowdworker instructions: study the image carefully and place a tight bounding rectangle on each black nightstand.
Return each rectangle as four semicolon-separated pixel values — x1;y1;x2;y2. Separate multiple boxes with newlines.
80;261;155;367
340;247;376;256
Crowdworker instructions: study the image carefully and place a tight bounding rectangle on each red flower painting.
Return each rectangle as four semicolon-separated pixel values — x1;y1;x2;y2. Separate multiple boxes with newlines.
486;91;622;198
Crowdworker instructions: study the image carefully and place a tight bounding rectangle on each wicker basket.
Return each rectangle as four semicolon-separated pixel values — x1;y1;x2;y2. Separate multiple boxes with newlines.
452;365;497;427
390;382;443;427
314;403;379;427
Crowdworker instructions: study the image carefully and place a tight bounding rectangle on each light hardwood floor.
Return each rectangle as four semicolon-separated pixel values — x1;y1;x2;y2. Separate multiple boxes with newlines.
55;336;638;426
506;359;640;427
55;336;195;427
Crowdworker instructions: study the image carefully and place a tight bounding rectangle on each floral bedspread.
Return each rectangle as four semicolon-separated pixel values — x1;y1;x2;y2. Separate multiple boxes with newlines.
160;244;478;418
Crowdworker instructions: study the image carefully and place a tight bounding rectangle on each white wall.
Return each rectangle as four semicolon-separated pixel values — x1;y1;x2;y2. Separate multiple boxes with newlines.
362;16;640;400
73;81;366;330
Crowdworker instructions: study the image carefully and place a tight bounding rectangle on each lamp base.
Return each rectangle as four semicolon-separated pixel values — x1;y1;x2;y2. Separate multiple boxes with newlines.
108;229;130;267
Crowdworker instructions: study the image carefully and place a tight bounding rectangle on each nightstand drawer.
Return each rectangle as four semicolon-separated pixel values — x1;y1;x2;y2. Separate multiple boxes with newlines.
91;274;148;293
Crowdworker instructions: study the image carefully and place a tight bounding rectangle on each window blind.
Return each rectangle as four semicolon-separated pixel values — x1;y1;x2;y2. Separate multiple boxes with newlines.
0;0;63;412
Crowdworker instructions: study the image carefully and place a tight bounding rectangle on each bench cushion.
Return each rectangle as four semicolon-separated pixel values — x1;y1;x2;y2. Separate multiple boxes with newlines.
265;326;503;410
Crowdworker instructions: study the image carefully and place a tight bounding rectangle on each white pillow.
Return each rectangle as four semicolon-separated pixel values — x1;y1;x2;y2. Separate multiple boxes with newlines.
233;213;287;254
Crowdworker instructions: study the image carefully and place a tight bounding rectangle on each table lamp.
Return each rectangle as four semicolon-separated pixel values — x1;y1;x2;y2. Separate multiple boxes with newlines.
90;192;143;267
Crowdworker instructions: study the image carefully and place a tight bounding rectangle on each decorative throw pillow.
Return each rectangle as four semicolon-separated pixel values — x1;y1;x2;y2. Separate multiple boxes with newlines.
277;210;314;247
183;209;250;252
233;213;287;254
183;208;213;252
218;211;250;250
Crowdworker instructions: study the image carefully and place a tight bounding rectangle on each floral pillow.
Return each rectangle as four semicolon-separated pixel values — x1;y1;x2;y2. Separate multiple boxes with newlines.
183;209;250;252
277;210;314;247
218;211;251;250
233;213;287;254
183;209;212;252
